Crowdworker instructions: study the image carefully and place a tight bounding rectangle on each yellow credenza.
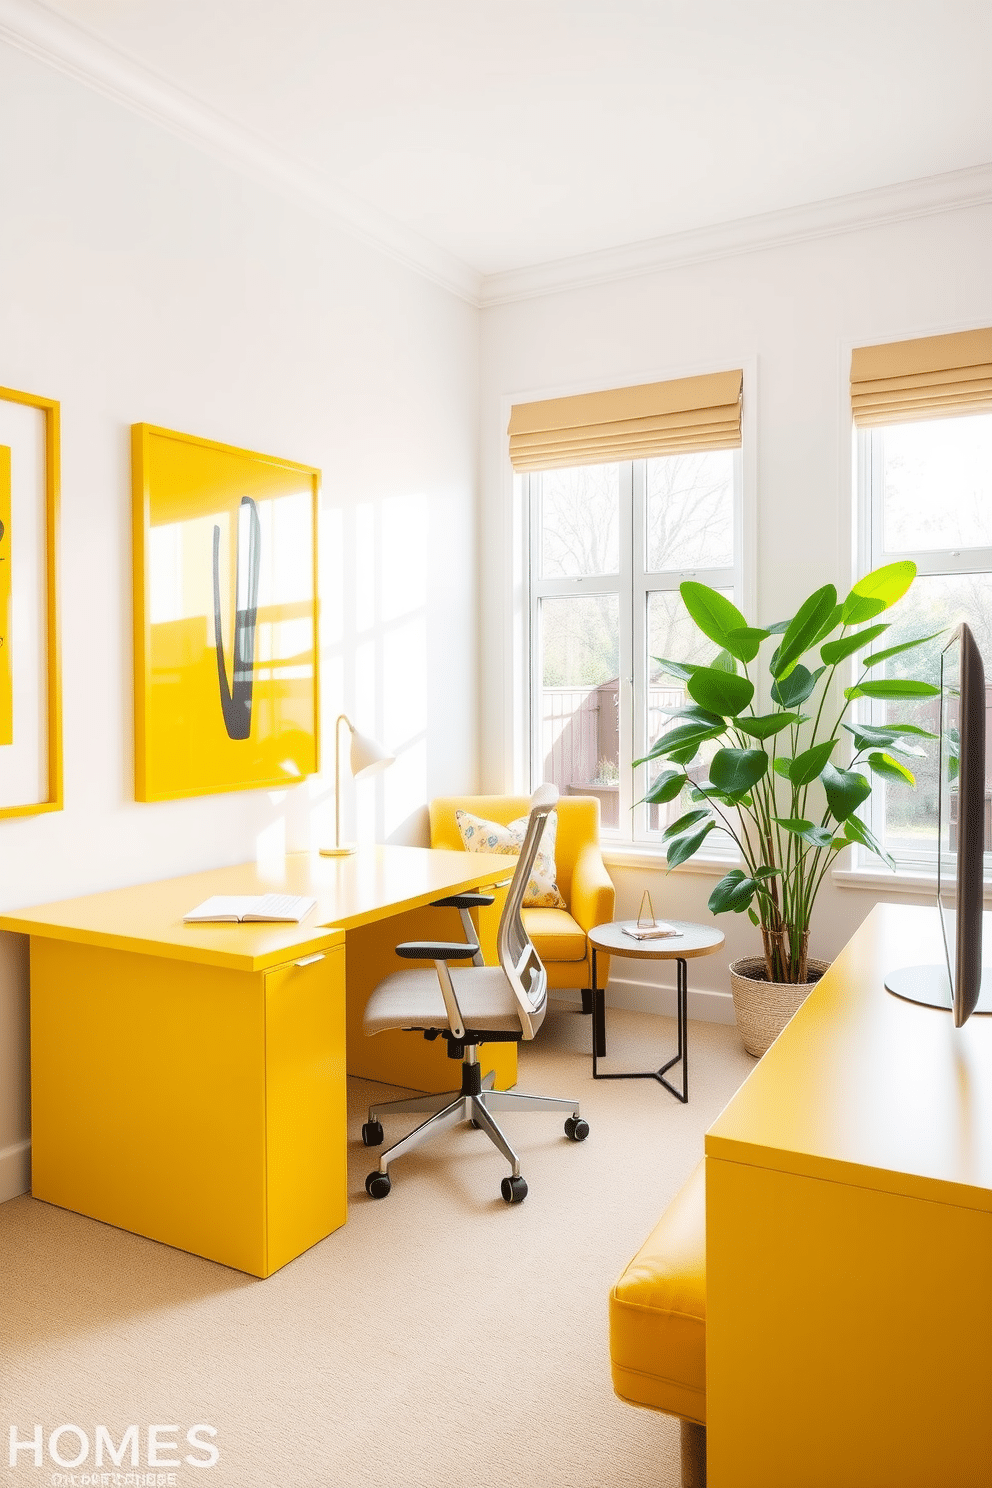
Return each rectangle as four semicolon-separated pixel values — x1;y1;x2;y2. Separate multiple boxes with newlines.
3;846;512;1278
705;904;992;1487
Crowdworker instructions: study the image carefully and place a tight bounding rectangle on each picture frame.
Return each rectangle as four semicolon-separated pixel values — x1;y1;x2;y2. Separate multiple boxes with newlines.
0;385;62;818
132;424;320;802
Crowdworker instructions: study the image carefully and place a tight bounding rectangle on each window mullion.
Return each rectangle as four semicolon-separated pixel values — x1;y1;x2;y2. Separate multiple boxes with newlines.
531;574;618;598
864;429;887;862
527;472;541;789
884;548;992;577
616;462;636;841
626;461;645;843
641;565;736;590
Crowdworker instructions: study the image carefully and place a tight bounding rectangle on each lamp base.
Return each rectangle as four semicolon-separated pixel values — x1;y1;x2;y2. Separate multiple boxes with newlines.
319;842;358;857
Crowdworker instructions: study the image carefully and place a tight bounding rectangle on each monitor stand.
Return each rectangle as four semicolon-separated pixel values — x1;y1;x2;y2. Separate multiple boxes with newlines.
885;964;992;1014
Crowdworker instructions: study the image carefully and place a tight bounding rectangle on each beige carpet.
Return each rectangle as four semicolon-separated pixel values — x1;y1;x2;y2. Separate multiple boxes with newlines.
0;1006;753;1488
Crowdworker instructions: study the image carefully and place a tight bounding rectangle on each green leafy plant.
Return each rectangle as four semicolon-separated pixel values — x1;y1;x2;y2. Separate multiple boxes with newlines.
635;563;941;983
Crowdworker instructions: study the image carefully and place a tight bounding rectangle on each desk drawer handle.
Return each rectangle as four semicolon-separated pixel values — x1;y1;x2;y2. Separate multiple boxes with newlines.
294;953;325;967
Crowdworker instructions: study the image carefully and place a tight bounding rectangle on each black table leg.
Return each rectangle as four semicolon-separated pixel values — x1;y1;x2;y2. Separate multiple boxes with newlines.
590;953;689;1104
593;949;607;1057
656;957;688;1103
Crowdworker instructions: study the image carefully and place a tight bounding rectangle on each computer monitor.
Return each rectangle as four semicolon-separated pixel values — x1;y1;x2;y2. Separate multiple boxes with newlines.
884;622;992;1024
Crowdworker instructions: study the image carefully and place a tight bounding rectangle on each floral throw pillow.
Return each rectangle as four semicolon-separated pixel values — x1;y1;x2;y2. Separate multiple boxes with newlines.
454;808;567;909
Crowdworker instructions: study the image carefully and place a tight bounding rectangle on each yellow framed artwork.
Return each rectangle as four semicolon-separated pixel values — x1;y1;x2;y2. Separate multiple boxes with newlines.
0;385;62;818
132;425;320;802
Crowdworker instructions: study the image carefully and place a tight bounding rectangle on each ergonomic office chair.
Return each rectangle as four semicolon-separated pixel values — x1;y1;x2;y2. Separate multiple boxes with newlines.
429;792;615;1011
361;784;589;1204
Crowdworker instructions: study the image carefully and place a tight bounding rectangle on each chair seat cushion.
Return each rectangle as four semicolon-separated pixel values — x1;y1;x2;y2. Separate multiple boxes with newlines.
609;1159;706;1425
522;907;587;963
363;965;524;1036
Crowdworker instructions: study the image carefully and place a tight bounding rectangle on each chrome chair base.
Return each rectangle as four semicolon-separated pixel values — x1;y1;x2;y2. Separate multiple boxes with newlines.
366;1069;581;1181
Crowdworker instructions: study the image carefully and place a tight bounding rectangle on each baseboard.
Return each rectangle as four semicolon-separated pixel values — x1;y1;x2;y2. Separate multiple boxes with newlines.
0;1138;30;1203
552;974;736;1026
0;980;733;1206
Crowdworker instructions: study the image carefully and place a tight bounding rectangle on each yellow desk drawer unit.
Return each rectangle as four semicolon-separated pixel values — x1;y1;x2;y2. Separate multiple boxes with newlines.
30;930;347;1279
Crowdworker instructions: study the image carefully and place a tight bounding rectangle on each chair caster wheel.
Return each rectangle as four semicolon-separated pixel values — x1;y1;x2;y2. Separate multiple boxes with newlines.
365;1171;391;1199
565;1116;589;1141
362;1120;384;1147
501;1175;527;1204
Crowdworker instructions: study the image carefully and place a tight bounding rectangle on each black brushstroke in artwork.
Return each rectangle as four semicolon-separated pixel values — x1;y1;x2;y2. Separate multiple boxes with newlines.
213;496;261;740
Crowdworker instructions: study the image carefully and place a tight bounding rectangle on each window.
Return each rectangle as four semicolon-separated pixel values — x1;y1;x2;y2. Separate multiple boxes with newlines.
526;448;743;847
857;411;992;872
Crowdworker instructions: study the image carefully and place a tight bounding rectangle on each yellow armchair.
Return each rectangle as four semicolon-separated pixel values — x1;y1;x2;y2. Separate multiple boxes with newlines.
429;794;615;1004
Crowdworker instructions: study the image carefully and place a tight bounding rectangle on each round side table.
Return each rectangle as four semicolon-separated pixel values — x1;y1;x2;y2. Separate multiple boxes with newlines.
587;920;726;1103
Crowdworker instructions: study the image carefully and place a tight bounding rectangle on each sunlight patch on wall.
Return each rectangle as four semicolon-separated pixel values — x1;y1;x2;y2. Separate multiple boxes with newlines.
381;494;427;621
355;503;376;635
256;811;286;872
385;736;427;841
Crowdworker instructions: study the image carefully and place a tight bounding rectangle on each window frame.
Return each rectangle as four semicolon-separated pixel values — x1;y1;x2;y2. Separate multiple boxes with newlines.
853;415;992;879
524;447;746;855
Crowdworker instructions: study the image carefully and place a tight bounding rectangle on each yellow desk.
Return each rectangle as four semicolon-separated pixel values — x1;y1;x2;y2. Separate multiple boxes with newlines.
705;904;992;1488
1;846;510;1278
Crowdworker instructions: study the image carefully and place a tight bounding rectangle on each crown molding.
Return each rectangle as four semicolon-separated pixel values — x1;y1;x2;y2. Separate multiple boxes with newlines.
0;0;483;304
2;0;990;315
479;162;992;308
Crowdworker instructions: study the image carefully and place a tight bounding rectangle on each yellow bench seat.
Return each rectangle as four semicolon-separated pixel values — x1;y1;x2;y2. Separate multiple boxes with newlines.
609;1159;706;1425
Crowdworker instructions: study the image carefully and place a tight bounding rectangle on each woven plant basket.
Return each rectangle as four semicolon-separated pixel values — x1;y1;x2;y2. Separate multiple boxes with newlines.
729;956;831;1058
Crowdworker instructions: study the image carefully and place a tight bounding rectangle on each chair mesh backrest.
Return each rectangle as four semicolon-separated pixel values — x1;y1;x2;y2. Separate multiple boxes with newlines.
496;784;558;1041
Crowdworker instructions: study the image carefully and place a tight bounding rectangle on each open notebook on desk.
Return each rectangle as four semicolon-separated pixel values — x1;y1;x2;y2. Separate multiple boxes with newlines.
183;894;317;924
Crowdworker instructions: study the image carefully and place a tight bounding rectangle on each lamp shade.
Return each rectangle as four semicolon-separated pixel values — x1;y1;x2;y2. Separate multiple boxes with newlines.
320;713;395;856
350;728;395;779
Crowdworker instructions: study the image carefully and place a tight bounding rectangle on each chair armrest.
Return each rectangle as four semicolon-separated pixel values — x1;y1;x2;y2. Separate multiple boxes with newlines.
395;940;481;961
429;892;495;909
393;947;473;1041
569;842;616;934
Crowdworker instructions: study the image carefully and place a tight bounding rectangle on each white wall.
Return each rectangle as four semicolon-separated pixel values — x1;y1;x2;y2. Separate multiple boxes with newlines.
0;43;481;1199
480;203;992;1019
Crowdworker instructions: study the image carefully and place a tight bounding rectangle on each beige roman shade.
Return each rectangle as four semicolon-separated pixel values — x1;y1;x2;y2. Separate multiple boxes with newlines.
507;369;743;471
851;327;992;427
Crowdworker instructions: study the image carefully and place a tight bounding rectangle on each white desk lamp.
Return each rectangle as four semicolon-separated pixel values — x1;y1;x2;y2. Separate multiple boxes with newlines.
320;713;395;856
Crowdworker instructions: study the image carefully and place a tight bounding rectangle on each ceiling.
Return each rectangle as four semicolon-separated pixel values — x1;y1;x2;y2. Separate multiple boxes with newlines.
17;0;992;277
